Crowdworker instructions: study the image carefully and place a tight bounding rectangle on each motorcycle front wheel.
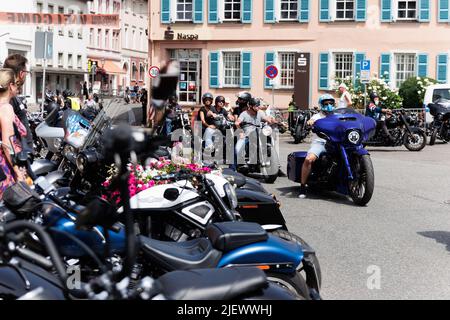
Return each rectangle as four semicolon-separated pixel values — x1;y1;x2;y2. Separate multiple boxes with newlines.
262;149;280;184
403;130;427;151
348;154;375;206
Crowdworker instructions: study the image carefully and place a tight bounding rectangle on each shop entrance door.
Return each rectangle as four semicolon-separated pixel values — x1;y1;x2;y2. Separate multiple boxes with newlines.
169;49;201;105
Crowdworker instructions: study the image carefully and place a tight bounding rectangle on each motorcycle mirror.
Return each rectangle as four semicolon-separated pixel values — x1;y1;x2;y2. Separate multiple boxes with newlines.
163;188;180;201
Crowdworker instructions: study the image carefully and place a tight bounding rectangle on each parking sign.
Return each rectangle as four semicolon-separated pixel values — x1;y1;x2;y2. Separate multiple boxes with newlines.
361;60;371;71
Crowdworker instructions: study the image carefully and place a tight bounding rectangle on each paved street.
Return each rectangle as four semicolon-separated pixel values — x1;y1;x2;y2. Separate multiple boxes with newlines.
266;135;450;300
103;101;450;299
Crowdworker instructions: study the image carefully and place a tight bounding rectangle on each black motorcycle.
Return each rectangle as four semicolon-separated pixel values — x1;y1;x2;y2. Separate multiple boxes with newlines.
364;109;427;151
428;98;450;145
290;109;317;144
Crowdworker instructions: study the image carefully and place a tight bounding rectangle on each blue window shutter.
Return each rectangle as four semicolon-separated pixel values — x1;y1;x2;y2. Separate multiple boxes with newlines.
265;52;275;89
209;0;219;23
319;0;330;22
380;53;391;83
298;0;310;22
161;0;171;24
241;0;252;23
241;52;252;88
417;54;428;77
418;0;430;22
381;0;392;22
264;0;276;23
355;0;367;21
437;54;448;83
193;0;204;23
319;52;329;90
354;53;366;90
210;51;220;88
439;0;450;22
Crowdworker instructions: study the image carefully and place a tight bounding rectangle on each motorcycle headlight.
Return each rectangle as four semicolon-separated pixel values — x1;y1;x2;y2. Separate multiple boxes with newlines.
54;138;63;150
347;130;361;145
224;183;238;209
262;126;273;137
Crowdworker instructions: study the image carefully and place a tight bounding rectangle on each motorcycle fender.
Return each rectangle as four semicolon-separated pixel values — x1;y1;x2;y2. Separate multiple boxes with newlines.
409;126;425;134
353;147;370;156
217;235;302;272
31;159;58;176
45;170;66;185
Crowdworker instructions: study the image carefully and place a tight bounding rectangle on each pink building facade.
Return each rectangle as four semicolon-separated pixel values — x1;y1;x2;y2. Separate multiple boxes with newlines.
149;0;450;108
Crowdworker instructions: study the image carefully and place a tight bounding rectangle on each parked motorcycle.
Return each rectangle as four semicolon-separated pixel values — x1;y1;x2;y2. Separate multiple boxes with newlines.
287;108;376;206
427;98;450;145
364;109;427;151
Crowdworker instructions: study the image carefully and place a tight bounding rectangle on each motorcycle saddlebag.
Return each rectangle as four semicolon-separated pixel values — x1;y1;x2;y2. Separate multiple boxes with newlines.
287;151;307;183
3;182;41;218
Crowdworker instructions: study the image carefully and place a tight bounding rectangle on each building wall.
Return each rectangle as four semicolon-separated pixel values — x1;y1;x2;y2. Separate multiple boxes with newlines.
121;0;149;90
149;0;450;108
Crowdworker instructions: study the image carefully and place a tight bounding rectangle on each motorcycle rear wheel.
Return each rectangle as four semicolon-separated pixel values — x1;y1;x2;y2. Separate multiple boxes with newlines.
348;155;374;206
294;126;303;144
404;131;427;151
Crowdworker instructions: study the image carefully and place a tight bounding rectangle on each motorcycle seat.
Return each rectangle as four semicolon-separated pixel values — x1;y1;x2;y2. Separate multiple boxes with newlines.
148;147;170;160
139;236;222;271
207;222;268;253
157;267;267;300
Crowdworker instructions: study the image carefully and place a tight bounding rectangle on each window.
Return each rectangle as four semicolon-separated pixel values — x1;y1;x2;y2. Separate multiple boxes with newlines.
58;6;64;13
132;63;137;80
139;64;145;81
432;89;450;102
78;29;83;39
98;0;103;13
106;0;110;13
37;3;43;13
125;27;129;48
394;53;416;88
113;1;120;13
336;0;354;20
58;53;63;67
132;29;136;48
280;0;298;20
397;0;417;20
77;55;82;69
279;52;295;88
89;28;94;46
105;29;110;49
68;54;73;68
334;53;354;80
176;0;193;21
224;0;241;21
139;31;143;50
223;52;241;87
97;29;102;47
48;4;54;13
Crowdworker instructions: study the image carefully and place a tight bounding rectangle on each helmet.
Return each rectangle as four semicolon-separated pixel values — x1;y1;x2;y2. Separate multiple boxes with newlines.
237;91;252;103
248;97;260;107
369;92;379;102
215;95;225;105
168;94;178;103
202;92;214;104
318;94;335;112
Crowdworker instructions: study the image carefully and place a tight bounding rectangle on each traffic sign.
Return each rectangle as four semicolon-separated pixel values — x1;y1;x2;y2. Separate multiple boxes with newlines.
361;60;371;71
265;65;278;79
149;66;160;79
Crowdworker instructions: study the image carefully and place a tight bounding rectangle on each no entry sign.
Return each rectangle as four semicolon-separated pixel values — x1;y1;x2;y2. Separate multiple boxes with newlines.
148;66;160;79
265;65;278;79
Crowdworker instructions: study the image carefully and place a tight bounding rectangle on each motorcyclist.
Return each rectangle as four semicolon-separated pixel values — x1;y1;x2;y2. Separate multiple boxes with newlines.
210;95;235;124
196;92;215;150
298;94;335;199
164;95;181;135
365;92;394;142
233;97;277;170
233;91;252;117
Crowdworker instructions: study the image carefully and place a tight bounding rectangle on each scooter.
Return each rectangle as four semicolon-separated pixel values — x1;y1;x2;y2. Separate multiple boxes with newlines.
287;108;377;206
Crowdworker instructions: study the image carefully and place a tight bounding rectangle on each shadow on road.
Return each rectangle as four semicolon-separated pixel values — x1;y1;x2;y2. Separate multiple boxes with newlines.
365;148;410;153
276;185;355;206
418;231;450;253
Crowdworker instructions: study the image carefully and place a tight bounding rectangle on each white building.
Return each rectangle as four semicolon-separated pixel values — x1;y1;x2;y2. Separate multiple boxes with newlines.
121;0;148;91
32;0;90;103
87;0;123;95
0;2;35;101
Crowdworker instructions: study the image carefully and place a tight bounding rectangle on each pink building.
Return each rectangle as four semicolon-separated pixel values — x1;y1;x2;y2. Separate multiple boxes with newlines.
149;0;450;108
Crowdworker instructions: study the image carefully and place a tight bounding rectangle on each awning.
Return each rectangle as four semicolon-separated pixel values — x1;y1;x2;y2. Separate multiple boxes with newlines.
93;60;125;75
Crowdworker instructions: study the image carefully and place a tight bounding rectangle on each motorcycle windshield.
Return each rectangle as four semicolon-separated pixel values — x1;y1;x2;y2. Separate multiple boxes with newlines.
314;109;376;144
63;110;91;149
